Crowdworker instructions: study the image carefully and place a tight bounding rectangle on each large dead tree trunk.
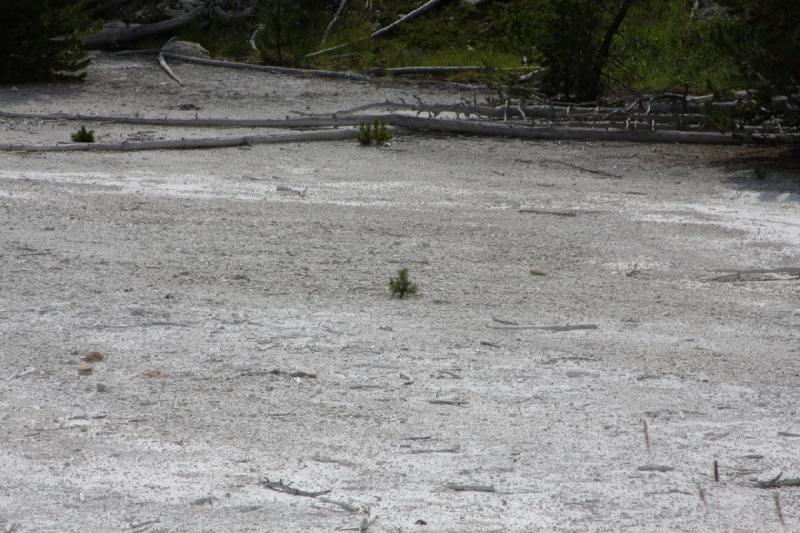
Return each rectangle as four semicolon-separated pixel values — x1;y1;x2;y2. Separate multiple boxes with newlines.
81;5;207;49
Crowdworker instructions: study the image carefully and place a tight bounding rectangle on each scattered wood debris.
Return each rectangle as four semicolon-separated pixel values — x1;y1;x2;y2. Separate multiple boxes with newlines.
143;371;169;379
78;363;94;376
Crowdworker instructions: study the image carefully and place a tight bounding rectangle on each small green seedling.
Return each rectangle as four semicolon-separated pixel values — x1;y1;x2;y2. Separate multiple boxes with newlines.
389;267;417;298
357;120;392;146
71;126;95;143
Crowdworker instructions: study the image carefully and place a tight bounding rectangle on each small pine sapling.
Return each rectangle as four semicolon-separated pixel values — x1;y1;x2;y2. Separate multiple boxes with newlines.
71;126;95;143
389;267;417;298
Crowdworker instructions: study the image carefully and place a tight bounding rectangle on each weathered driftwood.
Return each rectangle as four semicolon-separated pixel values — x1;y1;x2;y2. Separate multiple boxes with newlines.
81;5;207;49
307;0;445;58
0;129;357;152
160;52;369;81
157;54;183;86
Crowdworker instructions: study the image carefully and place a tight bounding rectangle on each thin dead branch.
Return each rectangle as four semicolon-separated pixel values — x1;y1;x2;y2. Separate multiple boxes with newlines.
320;0;350;46
637;465;675;472
307;0;445;58
428;399;468;406
261;478;331;497
157;53;183;86
250;24;265;51
486;323;599;332
409;445;461;454
518;208;579;217
444;483;496;493
162;52;369;81
490;314;518;325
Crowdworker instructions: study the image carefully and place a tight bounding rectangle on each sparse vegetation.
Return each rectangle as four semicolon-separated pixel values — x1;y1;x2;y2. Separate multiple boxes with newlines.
389;267;417;298
357;120;392;146
71;126;95;143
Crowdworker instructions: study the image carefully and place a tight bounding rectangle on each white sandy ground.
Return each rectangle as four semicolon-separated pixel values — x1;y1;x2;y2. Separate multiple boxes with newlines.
1;54;799;532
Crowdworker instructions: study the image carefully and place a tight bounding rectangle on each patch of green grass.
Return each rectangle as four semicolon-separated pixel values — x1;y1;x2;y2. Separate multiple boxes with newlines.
389;267;417;298
71;126;95;143
357;120;392;146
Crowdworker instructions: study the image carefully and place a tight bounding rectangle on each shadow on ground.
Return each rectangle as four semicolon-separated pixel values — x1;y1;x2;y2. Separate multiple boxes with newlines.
706;145;800;202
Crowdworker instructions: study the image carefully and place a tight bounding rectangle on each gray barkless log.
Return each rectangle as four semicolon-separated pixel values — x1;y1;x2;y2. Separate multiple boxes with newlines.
2;111;796;148
0;130;357;152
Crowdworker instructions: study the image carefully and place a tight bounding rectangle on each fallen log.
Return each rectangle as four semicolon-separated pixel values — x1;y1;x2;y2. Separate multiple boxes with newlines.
81;5;207;49
0;129;357;152
2;111;795;145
